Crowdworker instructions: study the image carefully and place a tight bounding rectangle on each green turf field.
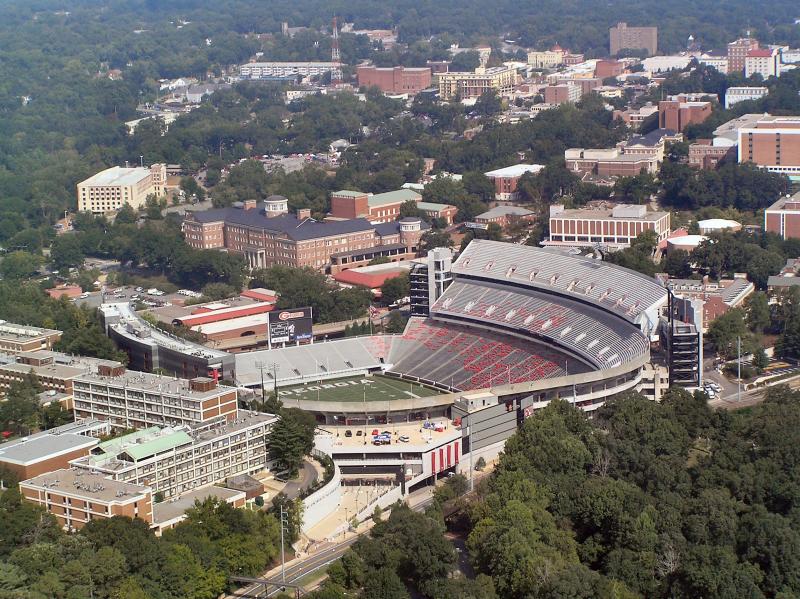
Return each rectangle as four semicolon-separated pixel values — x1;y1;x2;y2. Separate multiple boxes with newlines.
277;374;439;402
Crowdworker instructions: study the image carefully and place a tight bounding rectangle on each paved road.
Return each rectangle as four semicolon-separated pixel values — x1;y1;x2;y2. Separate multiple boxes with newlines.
229;492;437;598
282;460;319;501
709;373;800;410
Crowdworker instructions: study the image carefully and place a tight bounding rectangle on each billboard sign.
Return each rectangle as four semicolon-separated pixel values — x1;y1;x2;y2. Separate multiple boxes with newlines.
268;307;313;344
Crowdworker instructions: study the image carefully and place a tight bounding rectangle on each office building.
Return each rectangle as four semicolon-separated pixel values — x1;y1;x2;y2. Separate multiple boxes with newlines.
609;22;658;56
183;196;435;272
738;115;800;177
20;468;154;531
565;148;658;177
765;192;800;239
613;103;659;130
727;37;760;73
0;419;109;480
472;206;536;228
0;321;61;355
724;86;768;109
434;66;519;100
356;65;432;94
527;48;565;69
69;411;278;499
483;164;545;200
745;48;781;79
72;370;238;430
77;164;166;214
546;203;670;249
658;96;713;132
543;83;582;105
239;62;338;79
329;188;455;224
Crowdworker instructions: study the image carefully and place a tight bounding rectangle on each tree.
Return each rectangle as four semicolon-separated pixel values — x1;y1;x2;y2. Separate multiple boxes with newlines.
380;273;409;305
361;567;409;599
270;408;315;477
746;292;771;333
399;200;421;219
385;310;406;334
419;230;453;253
707;308;757;359
0;251;41;280
50;235;86;272
752;347;769;372
474;90;502;116
664;249;693;278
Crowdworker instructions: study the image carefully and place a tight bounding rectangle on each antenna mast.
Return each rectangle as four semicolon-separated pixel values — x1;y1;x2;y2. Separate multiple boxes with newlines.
331;16;342;84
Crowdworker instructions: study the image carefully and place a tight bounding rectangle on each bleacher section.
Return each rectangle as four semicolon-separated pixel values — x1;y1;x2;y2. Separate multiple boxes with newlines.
235;336;394;387
453;240;667;328
431;279;649;369
387;318;582;391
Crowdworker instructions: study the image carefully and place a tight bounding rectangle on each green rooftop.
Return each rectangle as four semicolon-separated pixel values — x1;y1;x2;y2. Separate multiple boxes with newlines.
417;201;452;212
368;189;421;207
333;190;367;198
90;427;193;463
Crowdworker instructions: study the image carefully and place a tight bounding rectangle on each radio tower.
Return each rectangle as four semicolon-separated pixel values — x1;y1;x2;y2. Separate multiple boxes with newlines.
330;15;342;84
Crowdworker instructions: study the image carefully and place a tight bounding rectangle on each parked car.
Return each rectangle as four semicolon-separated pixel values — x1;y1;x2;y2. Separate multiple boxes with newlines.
356;430;363;436
344;430;352;438
371;429;379;436
398;435;410;443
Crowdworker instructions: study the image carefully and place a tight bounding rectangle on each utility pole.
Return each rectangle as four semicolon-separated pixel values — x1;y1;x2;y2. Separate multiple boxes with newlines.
279;504;287;585
255;361;266;401
737;336;742;402
468;418;474;492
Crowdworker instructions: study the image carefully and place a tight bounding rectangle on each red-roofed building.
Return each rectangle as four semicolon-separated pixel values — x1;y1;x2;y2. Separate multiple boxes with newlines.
333;269;404;292
240;288;278;303
745;47;780;79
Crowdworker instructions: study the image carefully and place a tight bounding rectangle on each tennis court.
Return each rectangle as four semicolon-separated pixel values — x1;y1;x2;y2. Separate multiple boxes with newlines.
277;374;439;402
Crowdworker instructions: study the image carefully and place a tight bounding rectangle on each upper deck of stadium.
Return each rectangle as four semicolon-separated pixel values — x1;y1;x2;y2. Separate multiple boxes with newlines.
452;240;667;330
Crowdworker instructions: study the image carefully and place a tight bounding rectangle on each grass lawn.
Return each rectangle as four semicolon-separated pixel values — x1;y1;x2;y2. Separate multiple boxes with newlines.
277;374;439;403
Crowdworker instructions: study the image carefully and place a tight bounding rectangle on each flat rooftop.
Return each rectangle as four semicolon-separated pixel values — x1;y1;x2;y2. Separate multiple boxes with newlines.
326;418;461;450
485;164;545;178
192;411;278;443
0;361;87;380
152;486;245;526
75;369;234;399
0;433;97;466
81;166;151;187
551;207;668;221
0;321;60;343
22;468;150;502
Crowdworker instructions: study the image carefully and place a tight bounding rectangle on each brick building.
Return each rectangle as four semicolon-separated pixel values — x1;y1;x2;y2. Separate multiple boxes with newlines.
727;37;759;73
473;206;536;228
738;115;800;177
688;140;736;169
543;83;582;104
546;203;670;249
595;59;625;79
613;103;658;130
484;164;545;200
609;22;658;56
765;193;800;239
183;196;431;271
664;276;754;331
658;96;713;132
0;321;61;355
356;65;432;94
329;189;457;224
20;469;154;530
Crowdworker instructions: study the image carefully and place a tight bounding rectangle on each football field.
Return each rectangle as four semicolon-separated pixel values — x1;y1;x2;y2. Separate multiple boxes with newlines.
276;374;439;402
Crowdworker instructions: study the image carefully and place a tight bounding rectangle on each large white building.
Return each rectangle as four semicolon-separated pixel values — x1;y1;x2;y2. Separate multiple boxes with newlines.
69;411;278;499
724;86;768;109
239;62;338;79
745;48;781;79
77;164;166;214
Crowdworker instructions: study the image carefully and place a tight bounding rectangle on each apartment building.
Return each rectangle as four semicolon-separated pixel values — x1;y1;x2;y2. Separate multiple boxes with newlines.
77;164;166;214
356;65;432;94
240;62;337;79
72;370;238;430
724;86;768;109
20;468;153;531
609;22;658;56
745;48;781;79
435;66;519;100
546;203;670;249
0;321;61;355
765;193;800;239
613;103;659;130
183;196;430;272
738;115;800;177
69;411;278;499
727;38;760;73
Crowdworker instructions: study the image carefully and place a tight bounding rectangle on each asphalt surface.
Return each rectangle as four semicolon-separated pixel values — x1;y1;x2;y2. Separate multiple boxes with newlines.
282;460;319;501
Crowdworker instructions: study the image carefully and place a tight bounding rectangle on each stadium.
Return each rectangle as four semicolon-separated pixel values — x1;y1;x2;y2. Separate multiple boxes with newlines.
235;240;669;471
